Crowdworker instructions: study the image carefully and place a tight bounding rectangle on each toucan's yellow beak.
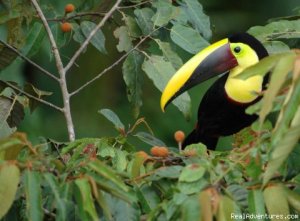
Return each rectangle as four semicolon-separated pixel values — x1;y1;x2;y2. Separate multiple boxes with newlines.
160;38;238;111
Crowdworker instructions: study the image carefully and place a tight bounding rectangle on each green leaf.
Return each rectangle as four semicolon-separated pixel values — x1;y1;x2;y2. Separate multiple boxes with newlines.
263;41;290;55
152;0;175;27
134;8;154;35
114;26;133;52
153;38;183;69
88;159;128;192
0;41;18;70
50;23;67;48
122;51;144;118
98;109;125;132
181;195;201;221
286;188;300;212
130;153;146;178
134;132;166;147
179;164;205;182
0;132;26;160
248;189;266;221
74;178;98;221
21;22;46;57
184;143;207;155
24;170;43;221
112;149;128;172
217;195;238;221
142;55;191;119
72;23;86;44
81;21;107;54
248;20;300;42
43;173;67;221
153;165;183;179
178;179;208;194
0;163;20;219
181;0;211;40
170;23;209;54
263;184;290;221
264;125;300;185
124;15;142;38
0;96;24;128
136;184;160;213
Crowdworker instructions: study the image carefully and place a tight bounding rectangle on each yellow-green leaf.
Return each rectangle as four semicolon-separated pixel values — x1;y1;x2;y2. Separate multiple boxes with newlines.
0;163;20;219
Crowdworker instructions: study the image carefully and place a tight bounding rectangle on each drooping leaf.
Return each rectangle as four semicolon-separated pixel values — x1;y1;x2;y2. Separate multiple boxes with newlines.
74;178;98;221
21;22;46;57
114;26;133;52
263;184;290;221
153;38;183;69
142;55;191;119
134;8;154;35
248;189;266;221
170;23;209;54
134;132;166;147
0;163;20;219
285;187;300;212
81;21;107;54
0;41;18;71
98;109;125;132
123;15;142;38
122;51;144;118
179;164;205;182
0;96;24;128
217;195;238;221
263;41;290;54
24;170;43;221
72;23;86;44
136;184;160;213
43;173;67;221
152;0;176;27
180;0;211;40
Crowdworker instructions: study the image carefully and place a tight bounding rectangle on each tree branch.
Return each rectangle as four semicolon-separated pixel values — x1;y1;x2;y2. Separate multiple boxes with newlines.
4;81;63;112
64;0;122;73
0;39;59;82
46;12;106;22
70;27;162;97
31;0;75;141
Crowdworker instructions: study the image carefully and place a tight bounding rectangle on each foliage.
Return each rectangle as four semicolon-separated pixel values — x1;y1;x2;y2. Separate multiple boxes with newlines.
0;0;300;220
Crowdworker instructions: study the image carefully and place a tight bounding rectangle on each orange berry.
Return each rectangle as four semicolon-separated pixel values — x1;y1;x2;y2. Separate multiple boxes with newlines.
136;151;148;159
174;130;185;143
60;22;72;32
65;4;75;13
150;146;169;157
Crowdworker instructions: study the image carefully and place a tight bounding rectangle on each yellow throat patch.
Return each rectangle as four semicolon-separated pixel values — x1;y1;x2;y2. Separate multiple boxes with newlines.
225;43;263;103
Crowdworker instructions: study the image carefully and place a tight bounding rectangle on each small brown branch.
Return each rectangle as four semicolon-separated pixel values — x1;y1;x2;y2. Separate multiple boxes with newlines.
64;0;122;73
118;0;152;9
0;39;59;82
4;81;63;112
46;12;106;22
31;0;75;141
70;27;162;97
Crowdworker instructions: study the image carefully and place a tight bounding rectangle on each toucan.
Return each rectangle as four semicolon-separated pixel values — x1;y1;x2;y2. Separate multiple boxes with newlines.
160;33;268;150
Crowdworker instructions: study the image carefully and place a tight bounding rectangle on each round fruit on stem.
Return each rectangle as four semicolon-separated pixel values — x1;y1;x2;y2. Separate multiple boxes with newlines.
65;4;75;13
60;22;72;32
150;146;169;157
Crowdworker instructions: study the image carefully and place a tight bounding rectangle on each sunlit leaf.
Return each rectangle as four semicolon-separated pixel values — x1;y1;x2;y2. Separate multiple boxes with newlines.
217;195;238;221
170;23;209;54
81;21;107;54
0;163;20;219
263;41;290;55
263;184;290;220
285;187;300;212
142;55;191;119
179;164;205;182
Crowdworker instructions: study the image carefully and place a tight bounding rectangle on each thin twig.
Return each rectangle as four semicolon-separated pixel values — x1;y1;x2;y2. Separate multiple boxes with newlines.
70;27;162;97
64;0;122;73
117;0;152;9
46;12;105;22
0;39;59;82
4;81;63;112
31;0;75;141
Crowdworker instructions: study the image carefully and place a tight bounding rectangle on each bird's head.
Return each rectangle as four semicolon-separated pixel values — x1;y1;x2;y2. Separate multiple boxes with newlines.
160;33;268;111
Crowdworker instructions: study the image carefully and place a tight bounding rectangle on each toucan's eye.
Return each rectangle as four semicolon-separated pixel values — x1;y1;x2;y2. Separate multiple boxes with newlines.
234;46;241;53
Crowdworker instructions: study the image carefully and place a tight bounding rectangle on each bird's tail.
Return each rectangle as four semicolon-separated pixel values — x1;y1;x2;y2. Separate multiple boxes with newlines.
182;129;218;150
